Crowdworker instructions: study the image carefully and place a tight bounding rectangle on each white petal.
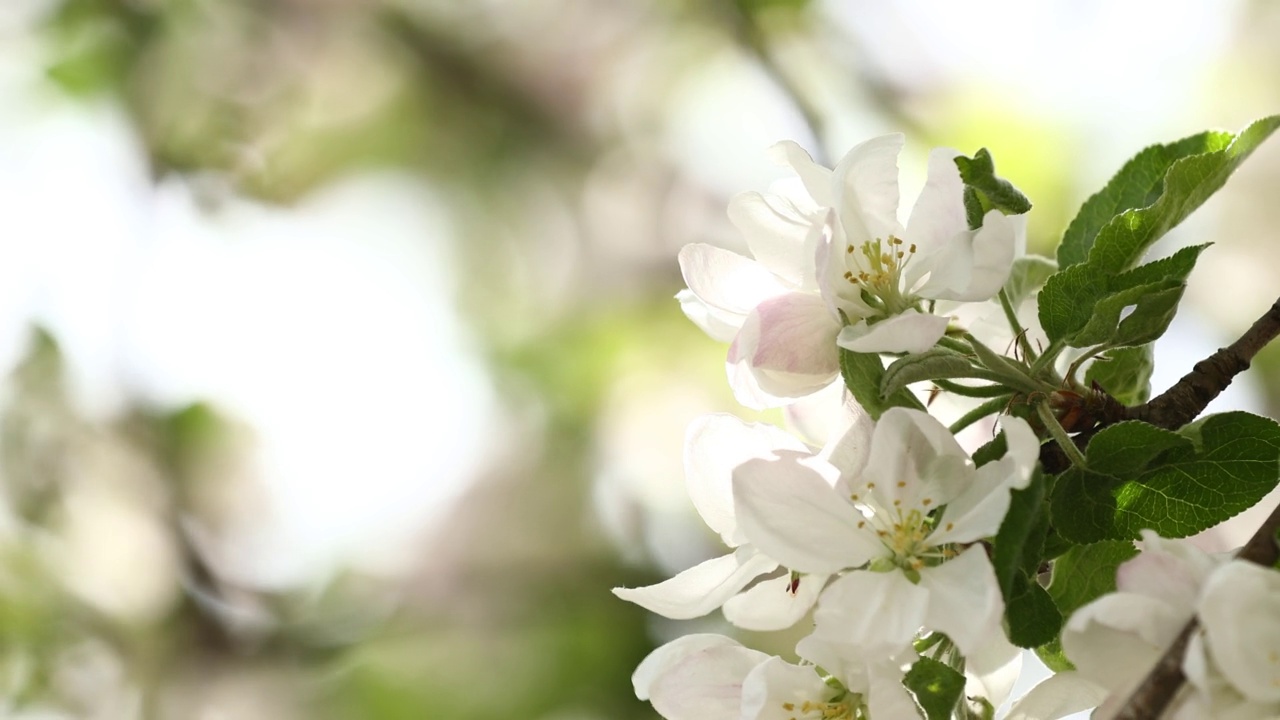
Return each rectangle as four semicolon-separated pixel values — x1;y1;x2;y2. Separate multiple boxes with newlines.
684;414;810;546
727;191;819;289
861;407;969;512
722;573;827;632
866;660;920;720
740;657;834;720
612;548;778;620
768;141;833;207
820;408;875;497
836;311;950;354
964;630;1022;708
679;243;787;317
918;546;1003;655
677;288;740;343
904;147;966;259
1117;531;1218;614
634;634;742;700
830;134;906;247
649;643;771;720
1005;672;1110;720
927;419;1036;545
733;457;882;575
915;209;1021;302
1199;561;1280;702
780;379;852;447
812;570;927;655
1061;592;1186;691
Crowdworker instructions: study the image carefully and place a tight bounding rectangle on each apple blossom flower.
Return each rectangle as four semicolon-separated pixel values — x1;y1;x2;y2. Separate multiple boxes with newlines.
611;414;828;630
732;407;1038;656
634;633;918;720
678;135;1027;408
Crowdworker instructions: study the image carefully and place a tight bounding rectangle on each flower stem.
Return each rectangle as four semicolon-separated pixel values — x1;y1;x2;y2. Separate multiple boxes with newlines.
998;288;1036;363
1037;401;1087;468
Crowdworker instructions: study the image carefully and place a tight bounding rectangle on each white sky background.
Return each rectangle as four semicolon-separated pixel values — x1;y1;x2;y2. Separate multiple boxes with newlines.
0;17;497;588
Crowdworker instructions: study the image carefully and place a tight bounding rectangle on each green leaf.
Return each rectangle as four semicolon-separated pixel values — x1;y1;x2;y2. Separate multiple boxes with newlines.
903;657;966;720
1041;116;1279;344
881;348;977;399
1057;130;1234;268
1003;255;1058;308
954;149;1032;229
1041;244;1208;347
1086;345;1154;405
971;431;1007;468
839;349;925;420
1005;576;1062;648
1046;540;1139;618
993;470;1049;596
1034;636;1074;673
1050;412;1280;543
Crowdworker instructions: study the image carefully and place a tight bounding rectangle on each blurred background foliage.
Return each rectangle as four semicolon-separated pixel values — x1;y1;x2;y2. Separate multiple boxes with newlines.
1;0;1280;717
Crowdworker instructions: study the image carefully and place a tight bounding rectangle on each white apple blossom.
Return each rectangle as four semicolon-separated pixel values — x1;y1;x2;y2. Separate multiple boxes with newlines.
611;415;827;630
678;135;1026;408
634;633;919;720
732;407;1038;656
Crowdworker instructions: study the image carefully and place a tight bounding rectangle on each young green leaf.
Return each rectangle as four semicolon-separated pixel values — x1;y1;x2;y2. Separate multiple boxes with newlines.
839;348;925;420
1003;255;1058;308
881;348;977;399
1006;576;1062;648
1085;346;1154;405
903;657;966;720
1057;130;1233;268
993;470;1050;596
954;148;1032;230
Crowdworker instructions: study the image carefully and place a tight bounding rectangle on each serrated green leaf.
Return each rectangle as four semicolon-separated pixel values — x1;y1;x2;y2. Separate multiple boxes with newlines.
1006;576;1062;648
903;657;966;720
1058;130;1232;268
1003;255;1057;308
840;349;925;420
954;149;1032;229
1045;540;1139;618
1043;244;1208;347
993;470;1049;596
1086;346;1154;405
881;348;977;399
1051;412;1280;543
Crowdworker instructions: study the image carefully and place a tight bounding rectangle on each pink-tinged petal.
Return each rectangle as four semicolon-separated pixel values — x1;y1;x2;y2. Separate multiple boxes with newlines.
860;408;968;512
740;657;836;720
836;311;950;355
1200;561;1280;702
812;570;926;655
612;548;778;620
677;289;739;343
679;243;787;317
1005;672;1109;720
918;546;1003;655
727;294;841;405
963;621;1022;707
1062;592;1185;690
831;134;906;247
685;414;811;546
915;209;1021;302
727;191;819;290
768;141;833;208
649;643;770;720
904;147;966;260
722;573;827;632
634;634;742;700
733;457;882;575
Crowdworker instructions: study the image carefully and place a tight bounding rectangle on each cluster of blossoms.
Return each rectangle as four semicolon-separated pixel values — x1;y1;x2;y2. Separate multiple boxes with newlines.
613;133;1280;719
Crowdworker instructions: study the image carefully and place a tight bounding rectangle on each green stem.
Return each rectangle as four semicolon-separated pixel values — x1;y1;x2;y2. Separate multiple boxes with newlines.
1037;402;1087;468
948;395;1013;434
936;336;973;356
1030;339;1066;376
998;288;1036;363
933;379;1011;398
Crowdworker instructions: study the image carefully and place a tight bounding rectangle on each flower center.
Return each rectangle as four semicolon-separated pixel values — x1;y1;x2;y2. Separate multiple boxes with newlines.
842;235;918;315
780;695;863;720
848;481;955;575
